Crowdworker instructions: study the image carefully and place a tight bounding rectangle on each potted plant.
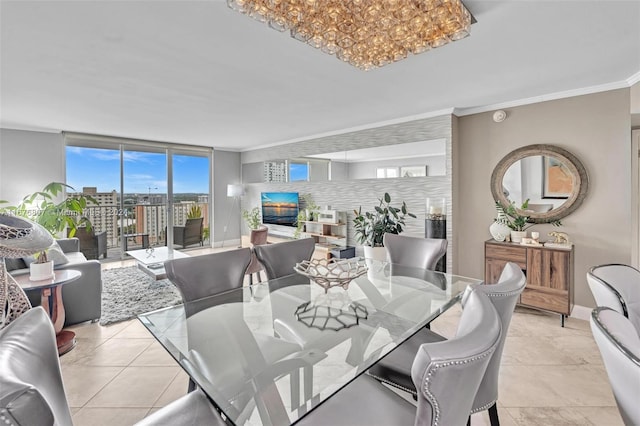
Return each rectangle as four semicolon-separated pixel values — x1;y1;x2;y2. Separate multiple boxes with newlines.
29;250;54;281
294;194;319;238
187;204;202;219
353;192;416;260
242;207;261;230
0;182;98;238
494;200;561;243
1;182;99;273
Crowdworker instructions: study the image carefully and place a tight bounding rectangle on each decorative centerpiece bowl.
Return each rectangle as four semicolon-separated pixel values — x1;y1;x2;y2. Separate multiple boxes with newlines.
294;258;368;293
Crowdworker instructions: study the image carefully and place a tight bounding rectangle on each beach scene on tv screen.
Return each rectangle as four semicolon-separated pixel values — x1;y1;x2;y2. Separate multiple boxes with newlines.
261;192;298;226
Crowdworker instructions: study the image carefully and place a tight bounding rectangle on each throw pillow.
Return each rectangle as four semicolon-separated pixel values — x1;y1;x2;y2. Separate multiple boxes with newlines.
22;241;69;266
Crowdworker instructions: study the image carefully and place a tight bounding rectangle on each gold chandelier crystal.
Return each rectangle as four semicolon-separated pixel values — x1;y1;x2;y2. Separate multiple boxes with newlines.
227;0;472;70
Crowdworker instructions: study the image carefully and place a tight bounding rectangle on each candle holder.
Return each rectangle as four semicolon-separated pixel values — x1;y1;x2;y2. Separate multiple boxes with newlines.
425;198;447;272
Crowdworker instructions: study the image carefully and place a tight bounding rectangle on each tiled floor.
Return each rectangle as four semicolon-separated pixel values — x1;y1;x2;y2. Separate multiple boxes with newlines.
60;257;623;426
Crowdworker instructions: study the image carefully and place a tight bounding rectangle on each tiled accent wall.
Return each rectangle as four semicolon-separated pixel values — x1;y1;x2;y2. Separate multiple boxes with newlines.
241;114;454;270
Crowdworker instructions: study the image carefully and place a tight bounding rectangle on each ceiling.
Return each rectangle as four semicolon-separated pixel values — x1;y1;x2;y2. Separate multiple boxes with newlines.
1;1;639;151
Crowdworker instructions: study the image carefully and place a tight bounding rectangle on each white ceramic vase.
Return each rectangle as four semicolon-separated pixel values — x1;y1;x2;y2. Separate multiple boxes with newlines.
30;261;54;281
363;246;388;262
489;221;511;242
510;230;527;243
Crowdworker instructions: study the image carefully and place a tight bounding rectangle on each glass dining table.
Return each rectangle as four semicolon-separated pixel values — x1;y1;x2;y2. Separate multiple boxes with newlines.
138;259;482;426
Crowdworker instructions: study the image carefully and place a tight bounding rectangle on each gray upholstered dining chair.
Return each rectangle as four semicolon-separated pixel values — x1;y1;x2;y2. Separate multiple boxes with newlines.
383;233;448;270
245;226;269;285
590;307;640;425
254;237;315;280
587;264;640;332
297;287;502;426
0;307;226;426
165;248;251;315
368;262;525;426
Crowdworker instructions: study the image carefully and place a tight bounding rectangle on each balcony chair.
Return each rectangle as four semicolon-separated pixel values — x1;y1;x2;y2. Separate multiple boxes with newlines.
173;217;204;249
587;264;640;332
245;226;269;285
0;307;226;426
297;287;502;426
368;262;526;426
70;226;107;260
590;307;640;425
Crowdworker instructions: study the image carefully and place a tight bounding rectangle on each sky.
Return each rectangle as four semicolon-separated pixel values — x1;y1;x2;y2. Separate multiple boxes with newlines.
66;147;209;194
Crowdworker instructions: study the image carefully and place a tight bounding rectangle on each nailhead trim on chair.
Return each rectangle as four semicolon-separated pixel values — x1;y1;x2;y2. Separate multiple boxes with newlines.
470;399;497;414
0;409;17;426
422;347;495;426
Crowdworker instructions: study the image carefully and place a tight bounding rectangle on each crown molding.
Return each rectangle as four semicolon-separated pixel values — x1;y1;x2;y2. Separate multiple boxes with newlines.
241;107;455;152
628;70;640;86
455;79;633;117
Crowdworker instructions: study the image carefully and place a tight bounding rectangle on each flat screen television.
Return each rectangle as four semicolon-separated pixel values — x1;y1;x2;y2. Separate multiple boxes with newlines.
261;192;299;227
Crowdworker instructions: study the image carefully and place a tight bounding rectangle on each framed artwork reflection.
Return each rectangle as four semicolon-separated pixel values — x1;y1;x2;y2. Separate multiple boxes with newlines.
542;156;573;199
400;165;428;177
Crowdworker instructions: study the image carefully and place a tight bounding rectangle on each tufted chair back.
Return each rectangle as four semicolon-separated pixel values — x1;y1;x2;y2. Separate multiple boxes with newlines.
412;288;502;426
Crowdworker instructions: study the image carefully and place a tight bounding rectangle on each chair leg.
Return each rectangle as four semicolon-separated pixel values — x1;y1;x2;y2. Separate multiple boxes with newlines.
488;403;500;426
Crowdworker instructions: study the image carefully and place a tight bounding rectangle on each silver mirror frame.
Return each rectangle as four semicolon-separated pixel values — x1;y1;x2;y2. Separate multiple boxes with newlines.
490;144;589;223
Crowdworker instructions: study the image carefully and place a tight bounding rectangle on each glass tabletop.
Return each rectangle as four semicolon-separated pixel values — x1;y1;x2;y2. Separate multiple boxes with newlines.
138;259;481;425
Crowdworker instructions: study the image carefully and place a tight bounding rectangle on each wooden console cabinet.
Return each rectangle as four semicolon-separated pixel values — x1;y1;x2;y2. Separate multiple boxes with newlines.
484;240;574;326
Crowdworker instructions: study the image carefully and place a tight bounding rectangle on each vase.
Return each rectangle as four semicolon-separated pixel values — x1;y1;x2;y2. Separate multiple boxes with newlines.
30;261;54;281
489;221;511;242
510;230;526;243
363;246;387;262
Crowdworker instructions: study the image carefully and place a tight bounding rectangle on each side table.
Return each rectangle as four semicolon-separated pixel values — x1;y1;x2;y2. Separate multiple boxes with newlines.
13;269;82;355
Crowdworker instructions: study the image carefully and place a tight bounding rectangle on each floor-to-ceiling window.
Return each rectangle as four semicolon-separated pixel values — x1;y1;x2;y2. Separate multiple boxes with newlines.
65;133;212;259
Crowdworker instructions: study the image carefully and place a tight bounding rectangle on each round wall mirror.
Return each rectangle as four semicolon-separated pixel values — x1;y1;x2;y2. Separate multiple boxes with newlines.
490;144;589;223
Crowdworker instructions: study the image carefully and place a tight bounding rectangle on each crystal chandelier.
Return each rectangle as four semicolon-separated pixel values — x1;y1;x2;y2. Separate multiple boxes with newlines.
227;0;472;70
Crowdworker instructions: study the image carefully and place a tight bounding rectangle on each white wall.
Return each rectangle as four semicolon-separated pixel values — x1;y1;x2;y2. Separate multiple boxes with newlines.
456;88;632;308
0;129;65;204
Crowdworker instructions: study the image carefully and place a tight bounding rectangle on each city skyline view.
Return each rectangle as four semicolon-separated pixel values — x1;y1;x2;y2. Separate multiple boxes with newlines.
66;146;210;195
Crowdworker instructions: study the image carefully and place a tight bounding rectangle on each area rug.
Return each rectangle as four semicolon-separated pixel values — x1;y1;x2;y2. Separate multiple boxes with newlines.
100;266;182;325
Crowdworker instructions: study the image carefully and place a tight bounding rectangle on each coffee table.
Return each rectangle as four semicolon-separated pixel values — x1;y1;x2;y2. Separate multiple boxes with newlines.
13;269;82;355
126;247;189;280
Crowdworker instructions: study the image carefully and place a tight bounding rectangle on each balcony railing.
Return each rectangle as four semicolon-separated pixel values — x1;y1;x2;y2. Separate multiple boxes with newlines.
84;203;197;250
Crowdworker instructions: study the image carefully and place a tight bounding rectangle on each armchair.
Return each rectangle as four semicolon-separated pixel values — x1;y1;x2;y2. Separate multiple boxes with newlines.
173;217;204;248
70;226;107;260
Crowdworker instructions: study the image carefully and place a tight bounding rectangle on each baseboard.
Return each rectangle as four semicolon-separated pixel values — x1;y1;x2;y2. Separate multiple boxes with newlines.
570;304;592;321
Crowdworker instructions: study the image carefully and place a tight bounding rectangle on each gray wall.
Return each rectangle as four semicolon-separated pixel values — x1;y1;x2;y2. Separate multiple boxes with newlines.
455;88;632;308
241;115;454;267
0;129;65;204
213;150;242;246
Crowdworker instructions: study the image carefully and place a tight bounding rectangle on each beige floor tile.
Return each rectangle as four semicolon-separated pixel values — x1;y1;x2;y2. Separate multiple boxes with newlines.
60;365;124;407
508;308;591;338
501;336;590;366
131;341;180;367
506;406;623;426
499;365;616;407
72;407;150;426
114;319;156;339
153;370;190;407
59;338;108;366
75;338;154;366
86;366;180;408
67;319;131;339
